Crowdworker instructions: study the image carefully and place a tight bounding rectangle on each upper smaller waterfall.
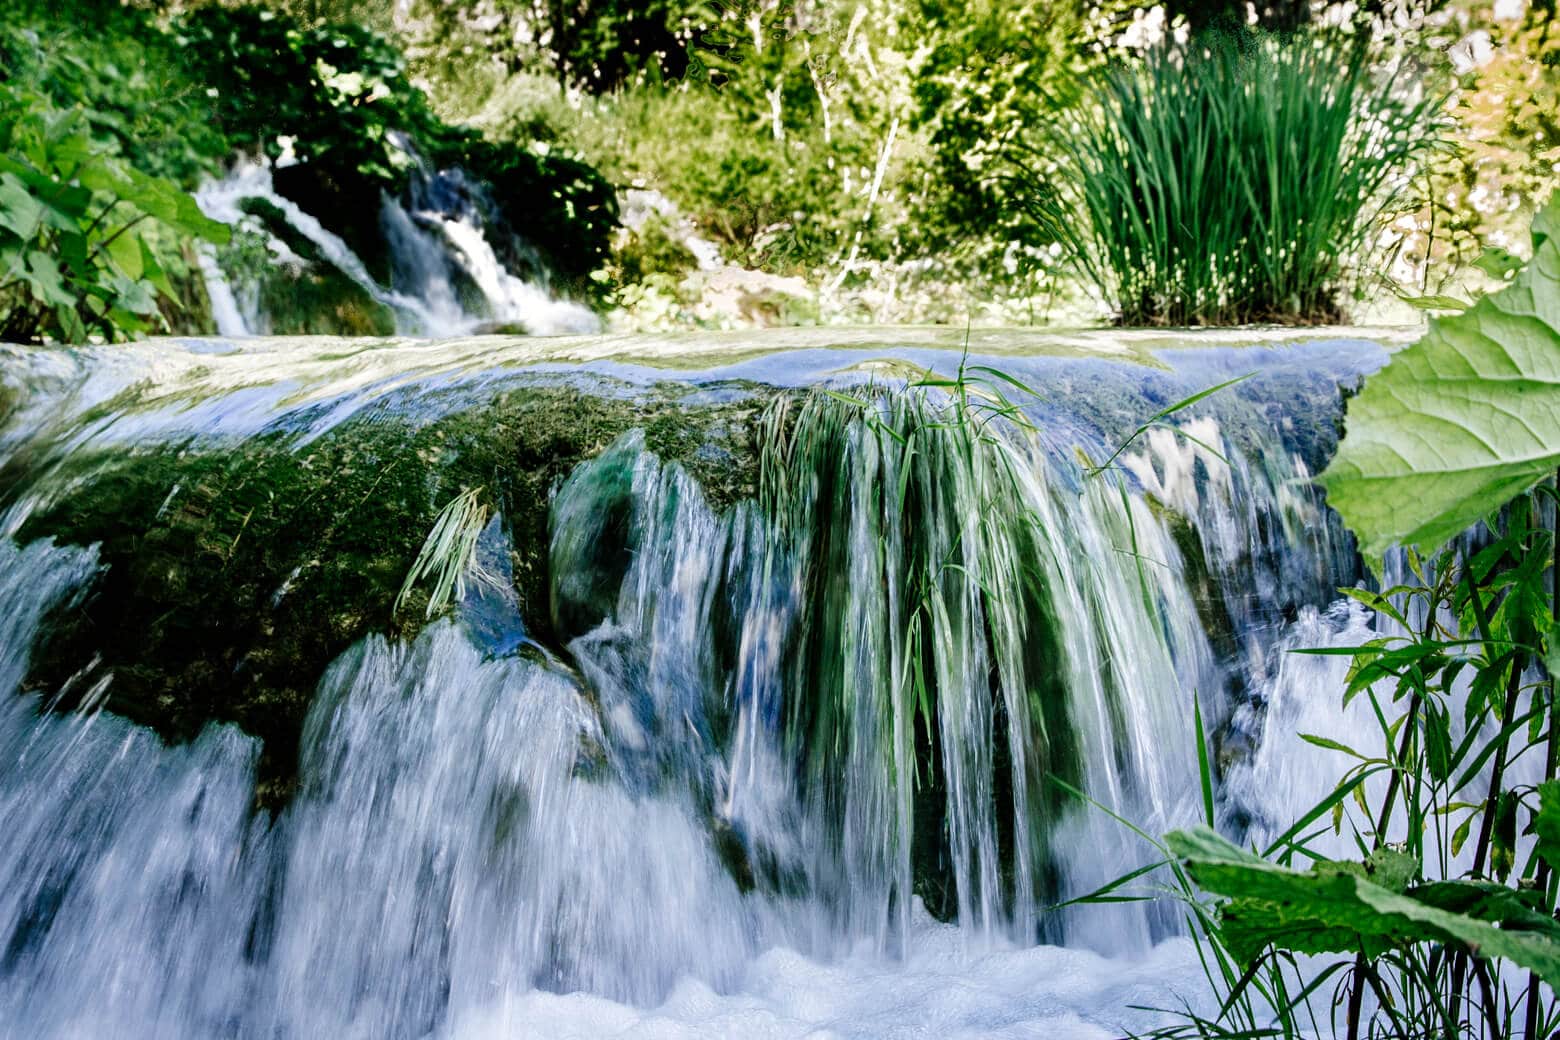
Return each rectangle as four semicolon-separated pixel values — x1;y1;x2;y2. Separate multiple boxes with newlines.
195;157;599;339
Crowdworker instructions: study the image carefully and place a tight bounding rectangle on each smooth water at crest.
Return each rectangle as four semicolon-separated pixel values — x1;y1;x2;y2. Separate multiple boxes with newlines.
0;332;1408;1037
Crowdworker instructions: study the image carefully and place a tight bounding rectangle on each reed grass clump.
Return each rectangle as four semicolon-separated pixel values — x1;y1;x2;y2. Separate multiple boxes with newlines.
1028;33;1443;326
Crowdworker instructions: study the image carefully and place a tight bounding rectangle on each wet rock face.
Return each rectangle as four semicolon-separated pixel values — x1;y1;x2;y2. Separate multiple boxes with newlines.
549;435;638;644
3;381;767;809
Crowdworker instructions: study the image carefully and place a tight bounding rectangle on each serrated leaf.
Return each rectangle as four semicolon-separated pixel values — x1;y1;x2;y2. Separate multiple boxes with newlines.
1355;884;1560;988
1411;879;1559;937
1317;193;1560;562
1365;846;1419;893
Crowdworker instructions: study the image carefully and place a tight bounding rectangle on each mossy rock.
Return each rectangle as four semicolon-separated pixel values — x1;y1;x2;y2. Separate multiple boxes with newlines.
257;266;398;337
5;378;770;808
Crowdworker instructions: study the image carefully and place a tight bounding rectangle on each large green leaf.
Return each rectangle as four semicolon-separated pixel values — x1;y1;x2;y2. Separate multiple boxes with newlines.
1167;827;1560;987
1317;194;1560;560
1537;780;1560;877
0;173;44;240
23;251;74;309
104;228;145;281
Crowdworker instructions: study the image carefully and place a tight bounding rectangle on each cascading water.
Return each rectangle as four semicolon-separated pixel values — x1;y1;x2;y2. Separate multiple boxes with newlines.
0;331;1410;1037
390;153;600;337
194;160;598;338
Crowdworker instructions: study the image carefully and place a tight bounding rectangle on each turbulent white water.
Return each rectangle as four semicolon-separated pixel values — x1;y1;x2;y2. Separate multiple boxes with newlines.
0;334;1415;1038
195;161;598;338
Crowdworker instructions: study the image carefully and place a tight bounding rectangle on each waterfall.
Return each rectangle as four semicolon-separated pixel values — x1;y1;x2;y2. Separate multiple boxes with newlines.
195;160;599;338
0;334;1397;1037
194;244;256;338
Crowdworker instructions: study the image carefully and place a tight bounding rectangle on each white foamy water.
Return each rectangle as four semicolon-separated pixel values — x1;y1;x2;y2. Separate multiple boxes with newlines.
446;935;1210;1040
195;160;598;339
0;549;1213;1039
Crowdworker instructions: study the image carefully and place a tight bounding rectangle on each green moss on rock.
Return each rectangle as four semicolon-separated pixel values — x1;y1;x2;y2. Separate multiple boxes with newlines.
257;267;398;337
6;379;770;807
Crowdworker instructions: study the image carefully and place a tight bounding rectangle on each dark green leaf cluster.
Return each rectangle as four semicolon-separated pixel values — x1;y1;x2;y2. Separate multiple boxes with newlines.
908;0;1086;256
1159;498;1560;1038
0;0;228;185
1170;827;1560;989
176;6;442;188
0;85;229;344
0;0;620;334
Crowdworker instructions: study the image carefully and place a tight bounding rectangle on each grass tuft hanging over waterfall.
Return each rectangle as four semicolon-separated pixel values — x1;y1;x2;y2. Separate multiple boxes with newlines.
749;375;1206;939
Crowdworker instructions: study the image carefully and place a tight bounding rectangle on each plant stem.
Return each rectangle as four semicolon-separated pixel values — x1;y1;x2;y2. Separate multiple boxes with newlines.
1522;472;1559;1040
1348;587;1439;1040
1469;664;1524;879
1449;561;1524;1037
1472;956;1506;1040
1456;557;1525;878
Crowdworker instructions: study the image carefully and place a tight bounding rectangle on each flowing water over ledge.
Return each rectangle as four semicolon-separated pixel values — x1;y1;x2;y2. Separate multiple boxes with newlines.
0;327;1411;1038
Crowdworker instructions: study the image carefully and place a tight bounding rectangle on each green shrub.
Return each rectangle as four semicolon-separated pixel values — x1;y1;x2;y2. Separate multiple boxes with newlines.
0;85;229;343
0;0;227;186
909;0;1088;254
1029;32;1445;326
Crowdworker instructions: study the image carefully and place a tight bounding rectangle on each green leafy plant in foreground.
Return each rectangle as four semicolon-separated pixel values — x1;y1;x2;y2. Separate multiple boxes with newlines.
0;86;229;344
1078;196;1560;1040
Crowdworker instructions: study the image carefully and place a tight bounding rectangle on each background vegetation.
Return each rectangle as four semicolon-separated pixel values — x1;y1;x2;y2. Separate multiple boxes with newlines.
0;0;1555;340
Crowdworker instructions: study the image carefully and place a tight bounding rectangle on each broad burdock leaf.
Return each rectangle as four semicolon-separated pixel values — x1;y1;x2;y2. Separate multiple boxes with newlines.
1318;194;1560;562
